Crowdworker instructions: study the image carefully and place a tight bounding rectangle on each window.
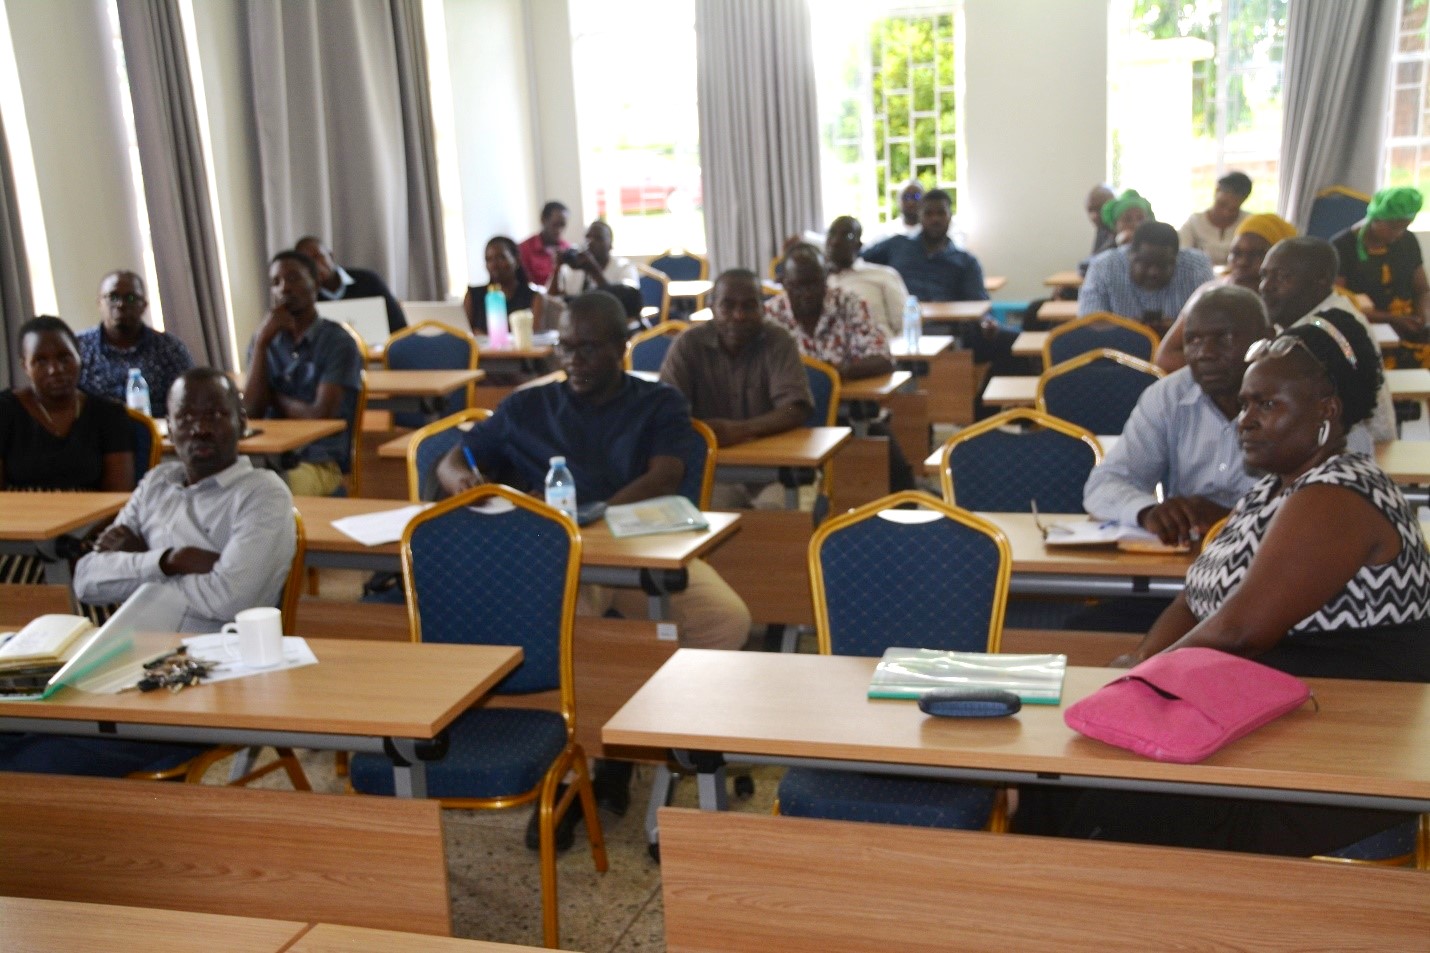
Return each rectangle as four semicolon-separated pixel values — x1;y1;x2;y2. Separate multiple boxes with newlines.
1385;0;1430;228
1109;0;1288;227
0;0;56;315
569;0;704;256
813;2;963;232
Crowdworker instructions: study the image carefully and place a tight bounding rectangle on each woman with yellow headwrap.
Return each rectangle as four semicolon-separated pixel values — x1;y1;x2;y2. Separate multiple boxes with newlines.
1331;186;1429;368
1154;213;1298;371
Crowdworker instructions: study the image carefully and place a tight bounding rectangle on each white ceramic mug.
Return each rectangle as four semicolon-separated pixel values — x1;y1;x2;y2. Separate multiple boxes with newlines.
509;310;534;350
220;606;284;668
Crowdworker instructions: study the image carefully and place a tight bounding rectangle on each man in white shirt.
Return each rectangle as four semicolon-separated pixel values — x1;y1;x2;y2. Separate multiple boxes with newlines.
824;215;911;339
1084;286;1271;545
549;220;639;299
1260;237;1397;444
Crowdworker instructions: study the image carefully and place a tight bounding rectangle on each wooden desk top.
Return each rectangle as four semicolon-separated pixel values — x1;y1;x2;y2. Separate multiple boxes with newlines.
983;275;1007;293
1386;368;1430;400
979;511;1193;578
1035;299;1080;323
889;335;956;358
668;279;713;298
0;491;129;541
369;342;554;363
160;418;346;456
980;375;1038;406
0;896;307;953
840;370;912;401
1043;270;1084;288
918;300;991;321
294;496;742;571
1012;330;1047;358
365;368;485;398
1373;323;1399;349
1377;440;1430;483
0;637;520;739
291;923;554;952
603;650;1430;804
714;426;852;468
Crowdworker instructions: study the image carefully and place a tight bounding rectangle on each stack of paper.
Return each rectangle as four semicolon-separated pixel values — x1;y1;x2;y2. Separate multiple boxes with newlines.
868;648;1067;704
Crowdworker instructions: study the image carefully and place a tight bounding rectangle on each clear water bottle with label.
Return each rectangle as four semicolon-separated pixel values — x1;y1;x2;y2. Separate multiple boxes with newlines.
544;456;577;520
125;368;152;417
902;295;922;353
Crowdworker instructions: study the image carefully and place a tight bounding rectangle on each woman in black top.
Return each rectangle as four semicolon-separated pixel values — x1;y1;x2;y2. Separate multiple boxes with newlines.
0;315;135;492
1331;186;1430;368
462;236;547;334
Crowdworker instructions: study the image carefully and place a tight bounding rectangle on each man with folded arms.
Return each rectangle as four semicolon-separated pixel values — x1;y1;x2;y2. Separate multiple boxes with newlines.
1083;286;1270;546
0;369;295;777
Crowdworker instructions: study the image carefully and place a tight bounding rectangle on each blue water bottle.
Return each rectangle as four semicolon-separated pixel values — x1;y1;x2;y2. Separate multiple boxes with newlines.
125;368;152;417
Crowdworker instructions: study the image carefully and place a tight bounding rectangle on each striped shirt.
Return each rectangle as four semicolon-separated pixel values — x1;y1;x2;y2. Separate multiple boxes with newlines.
1079;246;1214;320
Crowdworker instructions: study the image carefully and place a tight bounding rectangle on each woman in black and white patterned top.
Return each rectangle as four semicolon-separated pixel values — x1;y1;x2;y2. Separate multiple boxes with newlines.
1121;307;1430;677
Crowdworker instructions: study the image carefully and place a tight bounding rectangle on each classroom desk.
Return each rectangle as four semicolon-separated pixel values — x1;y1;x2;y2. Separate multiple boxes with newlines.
291;923;558;952
1043;270;1083;290
603;649;1430;814
983;275;1007;293
839;370;913;402
364;368;486;399
1372;323;1400;349
1377;439;1430;483
979;511;1192;598
160;418;346;457
1012;330;1046;358
1386;368;1430;401
713;426;853;509
1034;299;1079;323
294;495;742;619
888;333;955;358
979;374;1038;407
0;896;307;953
0;491;129;584
918;300;991;323
667;279;712;299
0;637;519;798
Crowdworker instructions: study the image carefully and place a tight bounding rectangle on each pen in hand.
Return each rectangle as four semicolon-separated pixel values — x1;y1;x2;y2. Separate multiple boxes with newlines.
462;445;484;484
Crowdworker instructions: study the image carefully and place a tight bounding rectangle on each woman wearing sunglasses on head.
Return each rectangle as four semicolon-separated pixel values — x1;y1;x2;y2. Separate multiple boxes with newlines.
1015;310;1430;856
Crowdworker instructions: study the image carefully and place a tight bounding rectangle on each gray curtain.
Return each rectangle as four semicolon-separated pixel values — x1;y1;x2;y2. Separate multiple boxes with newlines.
244;0;446;300
118;0;234;370
1278;0;1398;228
695;0;822;273
0;111;34;389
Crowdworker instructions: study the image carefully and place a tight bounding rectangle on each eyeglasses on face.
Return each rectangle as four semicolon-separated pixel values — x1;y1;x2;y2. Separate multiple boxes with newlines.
103;292;145;305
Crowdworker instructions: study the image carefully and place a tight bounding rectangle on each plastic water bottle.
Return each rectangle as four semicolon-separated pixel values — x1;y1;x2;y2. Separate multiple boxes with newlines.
544;456;577;521
902;295;922;353
125;368;152;417
485;284;510;349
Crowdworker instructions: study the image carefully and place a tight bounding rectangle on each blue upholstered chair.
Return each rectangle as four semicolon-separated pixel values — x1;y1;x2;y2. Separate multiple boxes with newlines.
635;263;671;326
776;491;1013;829
382;320;479;428
347;485;607;947
1044;313;1160;366
802;355;841;427
1306;186;1371;241
126;408;162;482
649;249;708;282
402;408;493;502
682;419;717;509
938;409;1103;513
624;320;689;373
1315;815;1426;868
1037;349;1163;437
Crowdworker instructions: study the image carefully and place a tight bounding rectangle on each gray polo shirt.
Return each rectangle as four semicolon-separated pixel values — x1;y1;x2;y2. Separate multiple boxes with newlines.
248;317;361;466
658;320;812;421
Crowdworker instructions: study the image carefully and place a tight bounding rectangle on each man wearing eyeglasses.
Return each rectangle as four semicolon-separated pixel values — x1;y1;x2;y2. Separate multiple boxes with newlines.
76;270;193;406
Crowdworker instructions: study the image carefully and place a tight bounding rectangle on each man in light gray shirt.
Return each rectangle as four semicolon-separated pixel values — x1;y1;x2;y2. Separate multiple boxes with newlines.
1084;286;1271;545
75;368;295;633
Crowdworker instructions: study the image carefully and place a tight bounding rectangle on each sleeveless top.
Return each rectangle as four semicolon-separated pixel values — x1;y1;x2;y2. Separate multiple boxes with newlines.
1184;452;1430;634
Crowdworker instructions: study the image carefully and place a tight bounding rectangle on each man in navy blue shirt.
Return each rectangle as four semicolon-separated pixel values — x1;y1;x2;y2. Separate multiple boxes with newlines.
77;270;193;406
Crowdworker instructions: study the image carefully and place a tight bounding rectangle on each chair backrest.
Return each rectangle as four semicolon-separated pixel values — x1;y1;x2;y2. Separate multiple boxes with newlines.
636;263;671;325
125;407;162;482
650;250;709;282
280;508;306;635
334;321;371;491
1306;185;1372;241
684;419;718;509
801;355;841;427
402;484;580;704
0;772;451;934
1045;312;1160;366
939;409;1104;513
404;407;494;502
383;320;479;424
1037;349;1164;436
625;320;689;372
809;490;1012;658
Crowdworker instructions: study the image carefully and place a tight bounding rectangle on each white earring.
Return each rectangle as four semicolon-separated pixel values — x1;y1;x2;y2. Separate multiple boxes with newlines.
1317;419;1330;446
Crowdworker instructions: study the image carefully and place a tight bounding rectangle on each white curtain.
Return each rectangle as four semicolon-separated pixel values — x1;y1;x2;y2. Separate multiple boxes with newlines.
0;111;33;389
695;0;822;273
118;0;233;369
245;0;446;299
1278;0;1398;228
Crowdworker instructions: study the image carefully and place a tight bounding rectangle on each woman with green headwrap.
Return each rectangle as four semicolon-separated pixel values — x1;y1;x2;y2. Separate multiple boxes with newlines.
1101;188;1154;249
1331;186;1429;367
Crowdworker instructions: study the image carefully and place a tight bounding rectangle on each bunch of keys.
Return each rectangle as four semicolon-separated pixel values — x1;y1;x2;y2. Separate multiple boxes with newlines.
136;646;219;694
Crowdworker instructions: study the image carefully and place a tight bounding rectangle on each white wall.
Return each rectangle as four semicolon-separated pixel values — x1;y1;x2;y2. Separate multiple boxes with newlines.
5;0;143;330
525;0;583;229
961;0;1109;301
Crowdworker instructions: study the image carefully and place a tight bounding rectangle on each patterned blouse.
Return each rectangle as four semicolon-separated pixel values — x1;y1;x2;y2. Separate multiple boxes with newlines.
765;287;890;368
1185;453;1430;633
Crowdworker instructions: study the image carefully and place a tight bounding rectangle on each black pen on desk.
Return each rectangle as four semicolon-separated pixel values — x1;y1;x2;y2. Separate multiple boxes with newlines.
462;445;484;482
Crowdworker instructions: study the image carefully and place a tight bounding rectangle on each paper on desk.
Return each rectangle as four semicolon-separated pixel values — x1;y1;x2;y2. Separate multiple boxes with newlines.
179;634;318;684
1041;519;1186;552
330;503;430;546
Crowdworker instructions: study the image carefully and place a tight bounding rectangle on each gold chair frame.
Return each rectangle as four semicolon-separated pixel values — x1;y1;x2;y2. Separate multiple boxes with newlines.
1042;312;1161;367
936;408;1103;506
